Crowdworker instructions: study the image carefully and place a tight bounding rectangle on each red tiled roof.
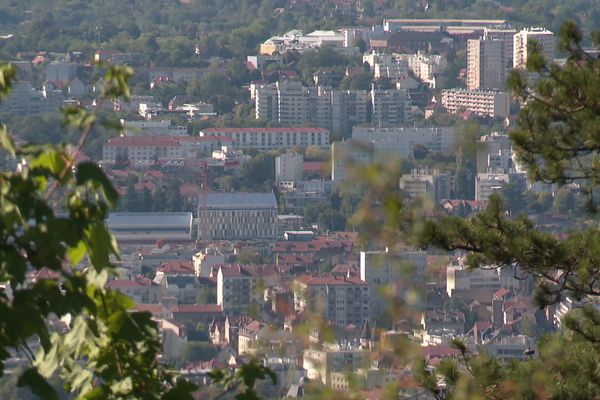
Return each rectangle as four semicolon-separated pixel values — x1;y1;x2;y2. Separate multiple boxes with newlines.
158;260;195;274
303;161;326;172
134;304;163;314
105;135;231;148
493;287;511;299
172;304;222;313
295;274;366;286
203;127;329;134
107;276;154;289
276;254;315;266
217;264;279;278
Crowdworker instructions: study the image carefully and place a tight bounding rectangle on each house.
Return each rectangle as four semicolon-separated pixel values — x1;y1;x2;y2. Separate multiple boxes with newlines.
171;304;223;324
67;77;87;97
106;275;162;303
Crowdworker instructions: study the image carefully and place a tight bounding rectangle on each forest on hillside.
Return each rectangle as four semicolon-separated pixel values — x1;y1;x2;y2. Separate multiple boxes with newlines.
0;0;597;65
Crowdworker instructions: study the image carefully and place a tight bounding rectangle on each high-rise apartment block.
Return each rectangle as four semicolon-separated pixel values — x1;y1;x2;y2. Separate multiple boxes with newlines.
513;27;555;69
252;82;411;137
467;38;506;90
275;152;304;183
370;88;411;127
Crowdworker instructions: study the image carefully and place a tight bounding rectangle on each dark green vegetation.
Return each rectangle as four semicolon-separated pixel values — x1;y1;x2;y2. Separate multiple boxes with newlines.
0;0;597;65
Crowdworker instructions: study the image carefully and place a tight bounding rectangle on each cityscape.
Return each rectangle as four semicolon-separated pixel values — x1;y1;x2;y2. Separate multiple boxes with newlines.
0;1;598;399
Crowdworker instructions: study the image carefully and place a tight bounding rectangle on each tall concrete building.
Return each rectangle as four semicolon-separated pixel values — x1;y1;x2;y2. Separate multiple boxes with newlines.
467;38;506;90
275;152;304;183
484;27;516;73
441;89;510;118
370;88;411;126
330;90;369;138
513;27;555;69
399;169;452;204
331;140;374;183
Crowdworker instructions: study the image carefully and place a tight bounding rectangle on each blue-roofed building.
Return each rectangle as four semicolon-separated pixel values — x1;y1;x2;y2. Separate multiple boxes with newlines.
107;212;194;242
198;192;278;240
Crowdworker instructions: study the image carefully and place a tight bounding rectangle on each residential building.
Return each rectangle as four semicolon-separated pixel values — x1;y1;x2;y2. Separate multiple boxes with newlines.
441;88;510;118
148;67;205;82
102;135;231;164
246;54;282;70
383;19;507;34
121;119;188;136
396;52;447;88
330;89;369;137
107;212;194;242
467;38;506;90
399;169;452;204
198;192;278;240
276;153;304;184
192;248;226;278
475;172;510;201
293;274;370;327
106;276;162;304
216;264;279;312
351;126;456;160
0;81;64;115
481;335;536;363
360;250;392;317
370;88;412;126
446;259;502;297
484;27;517;72
199;127;330;151
45;61;78;82
260;30;345;55
331;140;374;183
280;180;333;214
476;132;513;173
513;27;555;69
303;342;370;386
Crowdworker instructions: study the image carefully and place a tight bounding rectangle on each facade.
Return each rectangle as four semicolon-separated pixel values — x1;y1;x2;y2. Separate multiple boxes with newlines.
0;81;63;115
370;88;412;126
399;169;452;204
446;259;502;297
396;52;447;88
351;126;456;160
484;27;517;72
102;135;231;164
275;153;304;184
360;250;392;317
216;264;278;313
513;27;555;69
475;172;510;201
121;119;187;136
467;38;506;90
198;192;278;240
331;140;375;183
293;275;370;327
107;212;194;242
253;82;368;138
441;89;510;118
303;344;369;386
199;127;330;151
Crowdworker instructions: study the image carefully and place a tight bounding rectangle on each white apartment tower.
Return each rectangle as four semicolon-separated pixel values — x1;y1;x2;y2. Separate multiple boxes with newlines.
513;27;555;69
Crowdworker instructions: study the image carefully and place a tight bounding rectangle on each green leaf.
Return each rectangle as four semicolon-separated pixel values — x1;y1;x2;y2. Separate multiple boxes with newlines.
0;124;15;156
29;149;68;178
67;240;87;266
17;367;59;400
76;161;119;207
162;380;197;400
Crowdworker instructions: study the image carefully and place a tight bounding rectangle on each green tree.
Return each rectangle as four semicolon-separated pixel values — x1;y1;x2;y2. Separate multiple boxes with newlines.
553;187;575;214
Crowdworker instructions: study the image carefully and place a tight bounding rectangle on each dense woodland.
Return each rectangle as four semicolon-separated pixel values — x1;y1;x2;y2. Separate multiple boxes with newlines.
0;0;598;65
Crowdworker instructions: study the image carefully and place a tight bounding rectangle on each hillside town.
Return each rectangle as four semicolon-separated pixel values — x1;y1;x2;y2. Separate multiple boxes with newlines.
0;5;592;399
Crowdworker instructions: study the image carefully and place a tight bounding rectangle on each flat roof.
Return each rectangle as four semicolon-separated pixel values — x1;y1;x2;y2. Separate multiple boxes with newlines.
204;192;277;209
108;212;193;228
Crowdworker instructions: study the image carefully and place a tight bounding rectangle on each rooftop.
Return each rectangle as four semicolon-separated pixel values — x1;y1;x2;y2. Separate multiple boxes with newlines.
202;127;329;134
204;192;277;209
108;212;193;228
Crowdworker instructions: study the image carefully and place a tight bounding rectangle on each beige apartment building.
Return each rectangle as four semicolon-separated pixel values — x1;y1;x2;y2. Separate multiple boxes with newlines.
200;127;330;151
441;88;510;118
